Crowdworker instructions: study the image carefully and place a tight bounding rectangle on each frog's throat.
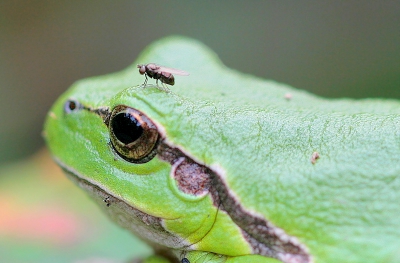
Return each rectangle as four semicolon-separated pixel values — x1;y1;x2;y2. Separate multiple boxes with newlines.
157;141;312;263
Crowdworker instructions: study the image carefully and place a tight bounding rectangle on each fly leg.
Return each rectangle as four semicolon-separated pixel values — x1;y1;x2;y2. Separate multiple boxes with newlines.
161;82;170;93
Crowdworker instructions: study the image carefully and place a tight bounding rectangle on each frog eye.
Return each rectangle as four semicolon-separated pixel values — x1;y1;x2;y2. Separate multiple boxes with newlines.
108;105;159;163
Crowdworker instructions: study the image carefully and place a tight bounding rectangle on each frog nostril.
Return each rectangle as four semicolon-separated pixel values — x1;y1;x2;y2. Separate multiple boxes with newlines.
64;99;82;113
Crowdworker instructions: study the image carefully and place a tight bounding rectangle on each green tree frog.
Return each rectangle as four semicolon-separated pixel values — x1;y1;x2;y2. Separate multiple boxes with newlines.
43;36;400;263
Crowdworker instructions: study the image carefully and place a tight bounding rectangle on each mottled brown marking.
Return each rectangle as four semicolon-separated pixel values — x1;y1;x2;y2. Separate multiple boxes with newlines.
173;158;211;196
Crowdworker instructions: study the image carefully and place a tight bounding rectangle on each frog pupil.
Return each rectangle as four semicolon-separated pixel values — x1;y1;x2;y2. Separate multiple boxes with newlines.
111;113;143;144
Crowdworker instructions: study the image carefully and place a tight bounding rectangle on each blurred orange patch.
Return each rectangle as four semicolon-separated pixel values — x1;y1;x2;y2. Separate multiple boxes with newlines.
0;195;83;246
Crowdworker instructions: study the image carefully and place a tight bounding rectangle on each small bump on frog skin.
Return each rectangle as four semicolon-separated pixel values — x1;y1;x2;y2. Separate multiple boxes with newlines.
284;93;293;101
103;196;111;207
48;111;57;119
310;152;320;164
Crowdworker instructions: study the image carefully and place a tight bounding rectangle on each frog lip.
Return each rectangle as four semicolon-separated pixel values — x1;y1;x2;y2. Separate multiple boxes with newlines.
53;157;153;217
54;157;191;250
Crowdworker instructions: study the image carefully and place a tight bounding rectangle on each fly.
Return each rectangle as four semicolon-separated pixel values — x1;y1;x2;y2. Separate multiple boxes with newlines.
137;63;189;88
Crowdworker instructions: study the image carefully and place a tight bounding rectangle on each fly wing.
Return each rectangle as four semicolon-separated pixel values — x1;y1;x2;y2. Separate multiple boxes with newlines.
153;65;190;76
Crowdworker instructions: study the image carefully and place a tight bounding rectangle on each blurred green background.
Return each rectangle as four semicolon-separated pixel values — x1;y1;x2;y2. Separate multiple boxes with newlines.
1;1;400;164
0;1;399;262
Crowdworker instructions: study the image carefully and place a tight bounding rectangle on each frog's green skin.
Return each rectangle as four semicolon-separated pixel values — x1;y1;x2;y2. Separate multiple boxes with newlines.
44;36;400;263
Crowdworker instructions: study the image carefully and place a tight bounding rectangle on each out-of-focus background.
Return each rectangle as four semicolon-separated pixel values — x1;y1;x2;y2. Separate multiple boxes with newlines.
1;1;399;262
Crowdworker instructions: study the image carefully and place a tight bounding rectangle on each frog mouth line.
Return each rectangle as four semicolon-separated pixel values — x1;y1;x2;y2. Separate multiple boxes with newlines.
53;157;190;251
54;157;163;223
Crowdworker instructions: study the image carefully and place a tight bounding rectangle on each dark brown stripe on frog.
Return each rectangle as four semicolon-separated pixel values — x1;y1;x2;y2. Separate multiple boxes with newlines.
157;141;311;263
